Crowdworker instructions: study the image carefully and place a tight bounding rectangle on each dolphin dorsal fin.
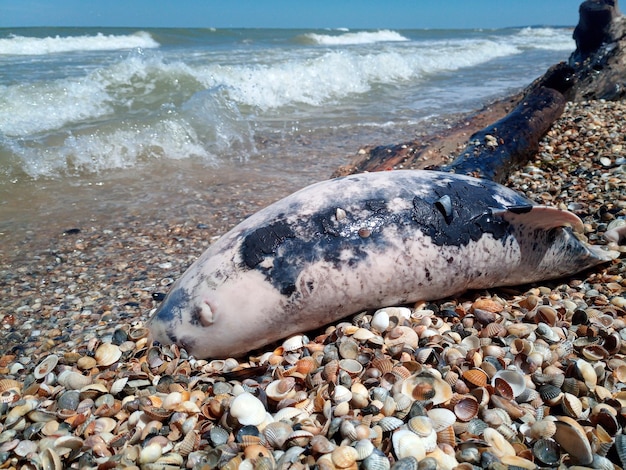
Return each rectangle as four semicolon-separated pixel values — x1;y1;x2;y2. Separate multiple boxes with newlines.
493;205;585;233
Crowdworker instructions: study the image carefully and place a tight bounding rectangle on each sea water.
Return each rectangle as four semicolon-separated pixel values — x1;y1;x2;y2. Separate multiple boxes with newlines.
0;27;574;241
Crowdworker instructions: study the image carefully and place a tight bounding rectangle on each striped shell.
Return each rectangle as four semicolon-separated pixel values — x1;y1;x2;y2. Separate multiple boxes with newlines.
462;368;488;388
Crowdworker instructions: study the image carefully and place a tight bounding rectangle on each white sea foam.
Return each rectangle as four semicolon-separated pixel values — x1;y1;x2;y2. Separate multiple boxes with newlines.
513;27;575;51
304;30;409;45
0;31;159;55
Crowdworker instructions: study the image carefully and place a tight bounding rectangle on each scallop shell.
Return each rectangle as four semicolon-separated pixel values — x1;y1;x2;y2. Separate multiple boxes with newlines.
553;416;593;466
34;354;59;379
94;343;122;367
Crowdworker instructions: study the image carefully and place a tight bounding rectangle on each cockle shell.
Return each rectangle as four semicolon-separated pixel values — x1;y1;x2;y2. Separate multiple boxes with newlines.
265;378;296;401
427;408;456;432
400;372;452;406
57;370;93;390
230;392;267;426
331;445;359;468
483;428;515;458
491;369;526;398
94;343;123;367
576;358;597;391
392;429;426;460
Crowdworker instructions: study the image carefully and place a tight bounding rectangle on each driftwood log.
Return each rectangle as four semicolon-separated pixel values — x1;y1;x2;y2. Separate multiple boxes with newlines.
333;0;625;180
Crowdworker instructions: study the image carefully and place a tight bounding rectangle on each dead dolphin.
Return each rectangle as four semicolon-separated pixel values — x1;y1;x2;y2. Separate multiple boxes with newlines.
148;170;618;358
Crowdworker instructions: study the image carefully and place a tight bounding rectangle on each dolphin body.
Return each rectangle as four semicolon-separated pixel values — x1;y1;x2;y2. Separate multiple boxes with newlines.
148;170;618;358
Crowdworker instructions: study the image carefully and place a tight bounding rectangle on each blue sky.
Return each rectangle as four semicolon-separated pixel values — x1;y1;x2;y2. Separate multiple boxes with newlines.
1;0;580;29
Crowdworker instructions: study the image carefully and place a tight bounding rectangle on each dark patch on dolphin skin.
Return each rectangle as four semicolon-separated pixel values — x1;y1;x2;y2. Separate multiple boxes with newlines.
152;287;191;324
238;176;532;299
242;221;296;268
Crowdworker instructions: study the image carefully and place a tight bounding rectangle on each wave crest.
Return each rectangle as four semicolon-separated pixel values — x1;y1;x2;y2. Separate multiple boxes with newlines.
0;31;159;55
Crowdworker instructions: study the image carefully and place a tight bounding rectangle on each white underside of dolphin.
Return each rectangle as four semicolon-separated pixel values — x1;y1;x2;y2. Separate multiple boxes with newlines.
147;170;619;359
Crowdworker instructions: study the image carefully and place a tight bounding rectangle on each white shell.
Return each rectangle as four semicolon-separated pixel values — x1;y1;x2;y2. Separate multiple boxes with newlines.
230;392;268;426
34;355;59;379
392;429;426;460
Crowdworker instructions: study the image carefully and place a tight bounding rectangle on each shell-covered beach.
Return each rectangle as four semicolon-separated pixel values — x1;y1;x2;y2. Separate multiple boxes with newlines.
1;96;626;468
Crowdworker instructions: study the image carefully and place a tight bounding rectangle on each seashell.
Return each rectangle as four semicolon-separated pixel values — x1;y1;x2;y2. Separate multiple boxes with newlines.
371;357;394;375
483;427;515;458
57;370;93;390
76;356;97;370
561;393;583;419
331;445;359;468
109;377;128;395
176;430;200;457
230;392;267;426
616;433;626;468
210;426;230;446
338;338;359;360
363;448;390;470
491;369;526;398
265;378;296;401
332;384;352;404
427;408;456;432
285;429;314;447
407;415;433;436
264;421;293;450
339;358;363;377
538;384;563;406
436;425;456;447
142;405;174;422
392;429;426;460
378;416;404;432
535;322;560;343
462;368;488;388
354;439;375;460
582;344;609;361
79;383;109;400
594;424;614;457
480;322;506;338
535;305;558;326
384;326;418;350
34;354;59;379
282;335;305;352
371;310;390;333
493;377;514;401
489;394;524;420
310;434;337;454
453;395;479;422
510;338;534;355
532;438;560;466
466;418;488;436
94;343;122;367
553;416;593;466
400;373;452;406
41;447;63;470
500;455;537;470
6;397;39;427
576;358;597;391
529;419;557;440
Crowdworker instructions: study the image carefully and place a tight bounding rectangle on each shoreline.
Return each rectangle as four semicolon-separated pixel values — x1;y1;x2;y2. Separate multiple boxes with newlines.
1;97;626;468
